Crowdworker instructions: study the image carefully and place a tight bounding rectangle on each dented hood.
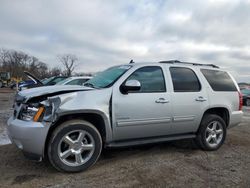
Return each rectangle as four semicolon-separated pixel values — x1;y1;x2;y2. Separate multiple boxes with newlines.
18;85;93;101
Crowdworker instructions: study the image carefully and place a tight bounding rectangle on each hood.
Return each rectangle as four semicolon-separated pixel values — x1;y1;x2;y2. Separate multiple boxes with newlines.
24;71;44;85
18;85;94;102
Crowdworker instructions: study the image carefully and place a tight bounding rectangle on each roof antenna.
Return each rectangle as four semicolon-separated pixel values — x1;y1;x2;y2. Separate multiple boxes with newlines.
129;59;134;64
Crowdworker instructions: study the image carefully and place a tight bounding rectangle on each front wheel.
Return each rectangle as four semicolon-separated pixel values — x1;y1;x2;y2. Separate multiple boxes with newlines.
48;120;102;172
195;114;226;151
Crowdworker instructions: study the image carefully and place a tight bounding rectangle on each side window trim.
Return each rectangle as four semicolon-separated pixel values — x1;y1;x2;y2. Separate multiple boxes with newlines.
121;66;167;93
170;67;202;92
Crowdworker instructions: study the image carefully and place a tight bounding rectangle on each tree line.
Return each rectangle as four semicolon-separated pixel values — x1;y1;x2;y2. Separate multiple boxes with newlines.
0;48;80;80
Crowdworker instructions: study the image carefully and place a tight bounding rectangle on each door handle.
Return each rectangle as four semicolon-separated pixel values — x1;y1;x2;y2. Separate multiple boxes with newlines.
195;96;207;102
155;98;169;104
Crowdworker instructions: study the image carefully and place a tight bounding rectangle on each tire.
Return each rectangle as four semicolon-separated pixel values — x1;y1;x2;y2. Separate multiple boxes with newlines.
48;120;102;172
195;114;226;151
0;81;3;88
246;99;250;106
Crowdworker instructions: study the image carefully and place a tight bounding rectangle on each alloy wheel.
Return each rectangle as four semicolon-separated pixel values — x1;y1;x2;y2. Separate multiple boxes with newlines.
57;130;95;167
205;121;224;148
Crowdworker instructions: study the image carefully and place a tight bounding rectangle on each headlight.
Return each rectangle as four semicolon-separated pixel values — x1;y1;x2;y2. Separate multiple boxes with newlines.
20;104;45;122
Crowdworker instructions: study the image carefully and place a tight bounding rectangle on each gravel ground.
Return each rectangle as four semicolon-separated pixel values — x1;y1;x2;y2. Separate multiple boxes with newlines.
0;88;250;188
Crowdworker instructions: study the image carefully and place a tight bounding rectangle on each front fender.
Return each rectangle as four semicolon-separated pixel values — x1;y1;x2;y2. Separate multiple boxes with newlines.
46;88;113;143
56;109;113;142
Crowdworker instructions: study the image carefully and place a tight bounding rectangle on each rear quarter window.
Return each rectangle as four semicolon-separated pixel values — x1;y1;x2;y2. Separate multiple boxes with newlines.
201;69;237;91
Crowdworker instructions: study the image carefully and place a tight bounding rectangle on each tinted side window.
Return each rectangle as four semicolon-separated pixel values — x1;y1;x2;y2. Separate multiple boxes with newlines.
201;69;237;91
127;66;166;92
170;67;201;92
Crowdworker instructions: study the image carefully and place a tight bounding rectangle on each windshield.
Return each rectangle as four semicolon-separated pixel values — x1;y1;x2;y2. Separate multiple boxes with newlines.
56;77;73;85
46;77;67;85
42;77;54;85
84;65;131;88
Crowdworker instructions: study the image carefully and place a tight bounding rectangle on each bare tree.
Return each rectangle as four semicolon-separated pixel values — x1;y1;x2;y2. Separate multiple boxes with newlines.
0;48;50;79
0;49;30;78
0;48;8;68
0;49;84;80
49;67;62;77
58;54;78;76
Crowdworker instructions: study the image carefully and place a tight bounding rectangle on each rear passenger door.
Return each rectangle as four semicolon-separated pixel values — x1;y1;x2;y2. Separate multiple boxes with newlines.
169;67;209;134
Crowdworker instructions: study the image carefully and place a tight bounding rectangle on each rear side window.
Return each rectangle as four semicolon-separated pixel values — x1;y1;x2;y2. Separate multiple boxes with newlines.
170;67;201;92
201;69;237;91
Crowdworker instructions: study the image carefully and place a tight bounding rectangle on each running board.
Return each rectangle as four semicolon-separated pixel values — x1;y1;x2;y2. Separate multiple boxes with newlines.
106;134;196;148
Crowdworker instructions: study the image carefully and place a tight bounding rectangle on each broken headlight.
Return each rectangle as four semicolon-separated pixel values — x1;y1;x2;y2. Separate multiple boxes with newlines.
20;104;45;122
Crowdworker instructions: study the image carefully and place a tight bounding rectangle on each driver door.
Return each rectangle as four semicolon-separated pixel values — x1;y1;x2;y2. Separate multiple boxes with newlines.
112;66;172;141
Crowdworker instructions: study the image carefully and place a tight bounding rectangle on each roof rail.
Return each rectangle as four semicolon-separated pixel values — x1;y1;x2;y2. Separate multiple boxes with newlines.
159;60;219;68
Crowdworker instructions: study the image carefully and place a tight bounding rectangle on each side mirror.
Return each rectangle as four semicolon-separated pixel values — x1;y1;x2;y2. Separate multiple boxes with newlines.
121;80;141;94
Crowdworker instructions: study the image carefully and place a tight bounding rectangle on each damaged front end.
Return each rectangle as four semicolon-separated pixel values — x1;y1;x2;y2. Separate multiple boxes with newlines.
8;84;112;162
16;90;80;124
8;87;89;160
14;84;94;122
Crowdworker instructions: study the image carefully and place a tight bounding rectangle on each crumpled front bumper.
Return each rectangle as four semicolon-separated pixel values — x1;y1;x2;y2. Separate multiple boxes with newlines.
7;116;51;160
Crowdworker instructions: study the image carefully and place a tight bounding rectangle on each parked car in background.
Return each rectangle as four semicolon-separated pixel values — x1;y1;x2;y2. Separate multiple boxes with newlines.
18;80;36;89
56;76;92;86
42;76;68;86
18;71;68;90
241;89;250;106
238;83;250;90
7;60;243;172
10;80;35;90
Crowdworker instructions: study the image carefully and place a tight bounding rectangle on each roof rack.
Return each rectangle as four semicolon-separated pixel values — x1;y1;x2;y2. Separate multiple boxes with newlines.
159;60;219;68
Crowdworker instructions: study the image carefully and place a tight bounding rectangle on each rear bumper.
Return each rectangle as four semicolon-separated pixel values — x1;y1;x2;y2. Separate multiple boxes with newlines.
7;116;51;159
228;111;243;128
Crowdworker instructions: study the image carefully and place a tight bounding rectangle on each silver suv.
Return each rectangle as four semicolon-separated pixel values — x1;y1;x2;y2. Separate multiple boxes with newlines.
7;60;243;172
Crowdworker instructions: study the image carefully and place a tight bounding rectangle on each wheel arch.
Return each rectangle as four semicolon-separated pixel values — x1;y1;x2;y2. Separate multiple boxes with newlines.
43;110;112;158
201;107;230;128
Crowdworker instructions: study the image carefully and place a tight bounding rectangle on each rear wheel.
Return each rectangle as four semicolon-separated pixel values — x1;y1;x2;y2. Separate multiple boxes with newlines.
48;120;102;172
0;81;3;88
196;114;226;151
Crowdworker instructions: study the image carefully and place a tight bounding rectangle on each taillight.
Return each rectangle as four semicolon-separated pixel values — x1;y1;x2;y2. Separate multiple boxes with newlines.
238;91;243;111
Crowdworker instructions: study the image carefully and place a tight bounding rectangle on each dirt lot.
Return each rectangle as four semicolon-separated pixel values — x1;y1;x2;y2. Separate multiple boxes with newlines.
0;88;250;188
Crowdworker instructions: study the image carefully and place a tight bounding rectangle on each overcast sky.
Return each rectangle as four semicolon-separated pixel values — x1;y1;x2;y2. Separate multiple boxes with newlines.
0;0;250;82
